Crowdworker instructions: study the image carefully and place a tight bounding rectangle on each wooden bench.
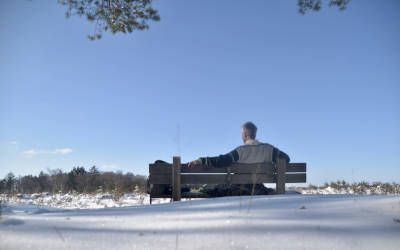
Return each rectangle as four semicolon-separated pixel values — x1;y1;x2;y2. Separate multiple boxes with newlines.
147;155;306;204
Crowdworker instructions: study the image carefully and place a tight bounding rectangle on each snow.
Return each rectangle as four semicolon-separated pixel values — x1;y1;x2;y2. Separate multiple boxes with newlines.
2;183;398;211
1;195;399;250
299;186;399;195
2;193;170;209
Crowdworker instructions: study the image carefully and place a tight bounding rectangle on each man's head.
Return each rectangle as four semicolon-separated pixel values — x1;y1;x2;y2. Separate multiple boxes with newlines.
241;121;257;143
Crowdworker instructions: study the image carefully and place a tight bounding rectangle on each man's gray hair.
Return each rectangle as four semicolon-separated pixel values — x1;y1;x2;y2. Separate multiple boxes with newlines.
242;121;257;139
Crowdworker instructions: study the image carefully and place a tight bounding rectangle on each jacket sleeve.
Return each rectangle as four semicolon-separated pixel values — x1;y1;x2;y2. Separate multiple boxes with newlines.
272;147;290;163
199;149;239;168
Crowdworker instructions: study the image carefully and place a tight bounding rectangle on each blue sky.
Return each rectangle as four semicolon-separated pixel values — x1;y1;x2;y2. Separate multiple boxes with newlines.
0;0;399;184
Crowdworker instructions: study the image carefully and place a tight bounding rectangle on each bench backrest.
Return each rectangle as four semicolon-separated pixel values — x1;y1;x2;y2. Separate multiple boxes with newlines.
149;162;306;185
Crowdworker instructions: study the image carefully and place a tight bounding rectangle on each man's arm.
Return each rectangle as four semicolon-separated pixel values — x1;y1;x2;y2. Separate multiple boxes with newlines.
273;148;290;163
189;150;239;168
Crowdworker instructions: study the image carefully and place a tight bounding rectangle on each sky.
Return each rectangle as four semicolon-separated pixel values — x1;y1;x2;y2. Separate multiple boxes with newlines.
0;0;399;185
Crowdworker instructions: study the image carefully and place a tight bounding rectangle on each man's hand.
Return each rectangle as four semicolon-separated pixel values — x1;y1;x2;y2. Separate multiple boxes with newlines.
188;159;202;168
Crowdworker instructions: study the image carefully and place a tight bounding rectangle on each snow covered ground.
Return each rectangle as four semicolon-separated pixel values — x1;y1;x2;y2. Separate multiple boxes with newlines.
1;192;167;209
2;183;399;211
1;194;399;250
299;185;400;195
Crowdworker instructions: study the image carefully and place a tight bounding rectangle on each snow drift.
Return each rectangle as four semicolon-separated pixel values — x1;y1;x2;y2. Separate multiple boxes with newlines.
1;194;399;250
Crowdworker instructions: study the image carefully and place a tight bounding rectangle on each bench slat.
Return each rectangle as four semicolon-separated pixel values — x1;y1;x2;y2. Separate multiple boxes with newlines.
150;163;276;174
150;173;306;184
149;164;171;174
150;162;306;174
183;174;275;185
286;173;306;183
287;163;306;172
150;173;276;185
183;163;275;174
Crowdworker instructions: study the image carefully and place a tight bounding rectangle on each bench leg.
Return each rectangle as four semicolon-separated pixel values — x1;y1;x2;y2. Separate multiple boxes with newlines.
172;156;182;201
276;157;287;194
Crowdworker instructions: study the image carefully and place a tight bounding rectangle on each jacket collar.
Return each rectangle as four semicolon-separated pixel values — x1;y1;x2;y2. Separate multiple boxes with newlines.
244;139;260;145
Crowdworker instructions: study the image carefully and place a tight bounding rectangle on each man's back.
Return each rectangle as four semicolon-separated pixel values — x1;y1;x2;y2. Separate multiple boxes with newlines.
235;139;274;164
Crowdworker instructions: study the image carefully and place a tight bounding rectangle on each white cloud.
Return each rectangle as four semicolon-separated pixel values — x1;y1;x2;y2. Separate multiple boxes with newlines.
23;149;38;157
10;141;17;145
23;148;73;157
54;148;73;155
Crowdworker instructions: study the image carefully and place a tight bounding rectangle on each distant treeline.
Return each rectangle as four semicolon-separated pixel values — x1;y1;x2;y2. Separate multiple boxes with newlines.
306;180;400;194
0;166;147;195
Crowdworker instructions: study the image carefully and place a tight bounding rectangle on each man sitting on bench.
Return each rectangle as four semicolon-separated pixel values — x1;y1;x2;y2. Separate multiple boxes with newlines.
188;121;290;196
